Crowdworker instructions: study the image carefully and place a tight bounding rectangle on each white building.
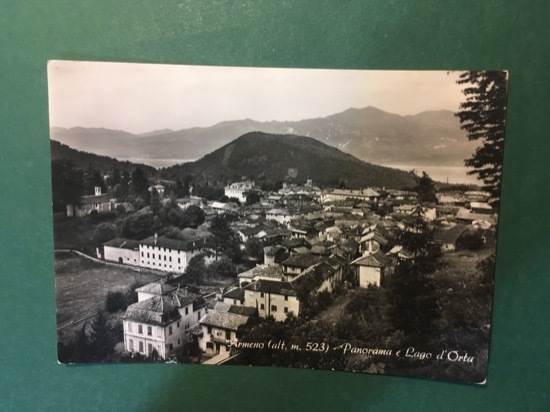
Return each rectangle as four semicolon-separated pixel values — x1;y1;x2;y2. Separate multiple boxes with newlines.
224;181;254;203
351;251;392;288
265;208;292;225
122;294;183;359
243;278;299;322
138;235;208;273
100;237;140;265
123;282;208;359
320;188;380;204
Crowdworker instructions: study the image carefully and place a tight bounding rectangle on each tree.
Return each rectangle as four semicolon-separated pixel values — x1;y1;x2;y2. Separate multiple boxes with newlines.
416;172;437;204
245;238;264;260
245;192;261;205
181;205;205;228
130;167;150;200
207;256;237;278
397;208;434;260
456;71;508;206
209;214;242;262
51;159;84;213
84;168;107;195
88;310;116;361
184;254;207;285
93;222;118;244
121;211;159;239
150;187;161;215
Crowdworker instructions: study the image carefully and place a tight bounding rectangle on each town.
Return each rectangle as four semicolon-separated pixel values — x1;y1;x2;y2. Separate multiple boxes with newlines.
54;168;497;378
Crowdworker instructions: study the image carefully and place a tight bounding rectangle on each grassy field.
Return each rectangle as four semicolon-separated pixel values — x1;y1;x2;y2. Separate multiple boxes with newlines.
55;252;162;342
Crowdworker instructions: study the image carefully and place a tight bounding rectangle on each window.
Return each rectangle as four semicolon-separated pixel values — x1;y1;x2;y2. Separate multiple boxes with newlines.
197;311;201;320
207;326;212;334
271;305;277;312
206;342;214;350
127;322;133;332
177;321;180;328
284;307;289;313
164;255;166;261
178;258;181;263
138;341;144;353
147;253;150;258
168;326;173;336
141;252;143;257
260;292;264;298
185;307;189;315
152;254;155;259
147;343;153;355
169;256;172;262
260;304;265;310
128;339;134;351
147;326;152;336
225;330;231;340
284;295;288;301
178;338;180;345
138;324;143;334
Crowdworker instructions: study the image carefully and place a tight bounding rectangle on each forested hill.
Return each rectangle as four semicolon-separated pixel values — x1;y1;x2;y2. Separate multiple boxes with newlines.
50;140;156;174
161;132;418;190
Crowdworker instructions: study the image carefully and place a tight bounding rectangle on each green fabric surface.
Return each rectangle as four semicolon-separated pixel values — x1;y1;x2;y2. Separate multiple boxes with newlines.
1;1;548;410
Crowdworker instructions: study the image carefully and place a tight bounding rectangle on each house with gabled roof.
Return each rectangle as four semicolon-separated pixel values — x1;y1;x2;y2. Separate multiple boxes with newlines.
237;264;284;287
266;207;292;225
359;231;389;254
197;308;251;358
99;237;140;265
123;281;209;359
66;186;116;217
263;245;289;267
122;294;182;359
280;253;325;280
351;250;393;288
243;278;299;321
222;287;246;306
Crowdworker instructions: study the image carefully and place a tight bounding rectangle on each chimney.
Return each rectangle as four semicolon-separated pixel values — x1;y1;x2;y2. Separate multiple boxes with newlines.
154;232;158;245
95;186;101;196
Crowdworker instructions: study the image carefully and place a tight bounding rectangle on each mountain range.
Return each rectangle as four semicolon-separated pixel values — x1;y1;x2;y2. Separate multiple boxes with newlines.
50;106;477;168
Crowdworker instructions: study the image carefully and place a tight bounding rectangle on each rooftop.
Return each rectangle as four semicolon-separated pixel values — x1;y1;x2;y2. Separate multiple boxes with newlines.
199;310;250;331
123;295;181;326
244;278;297;296
102;237;140;250
140;235;208;251
281;253;325;269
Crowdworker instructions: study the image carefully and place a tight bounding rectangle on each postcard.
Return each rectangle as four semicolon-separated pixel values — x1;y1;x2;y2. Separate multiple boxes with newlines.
49;61;508;383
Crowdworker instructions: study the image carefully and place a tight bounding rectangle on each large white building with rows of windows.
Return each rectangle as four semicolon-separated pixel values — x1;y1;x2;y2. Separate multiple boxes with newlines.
224;181;254;203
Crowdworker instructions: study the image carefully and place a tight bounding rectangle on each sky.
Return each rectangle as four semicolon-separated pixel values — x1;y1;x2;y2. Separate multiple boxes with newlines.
48;60;465;135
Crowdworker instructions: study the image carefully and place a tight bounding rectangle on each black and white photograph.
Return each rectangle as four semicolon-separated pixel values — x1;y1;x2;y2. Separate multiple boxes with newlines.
49;61;507;383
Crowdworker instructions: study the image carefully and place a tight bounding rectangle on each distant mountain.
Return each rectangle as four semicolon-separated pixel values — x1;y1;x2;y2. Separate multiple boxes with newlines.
50;107;477;167
161;132;418;190
50;140;156;174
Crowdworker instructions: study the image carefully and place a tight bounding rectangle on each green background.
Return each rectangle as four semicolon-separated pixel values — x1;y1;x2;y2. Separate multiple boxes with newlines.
1;1;549;410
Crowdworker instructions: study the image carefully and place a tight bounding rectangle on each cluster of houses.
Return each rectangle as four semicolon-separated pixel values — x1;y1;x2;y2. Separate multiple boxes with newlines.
64;178;495;362
97;179;497;363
